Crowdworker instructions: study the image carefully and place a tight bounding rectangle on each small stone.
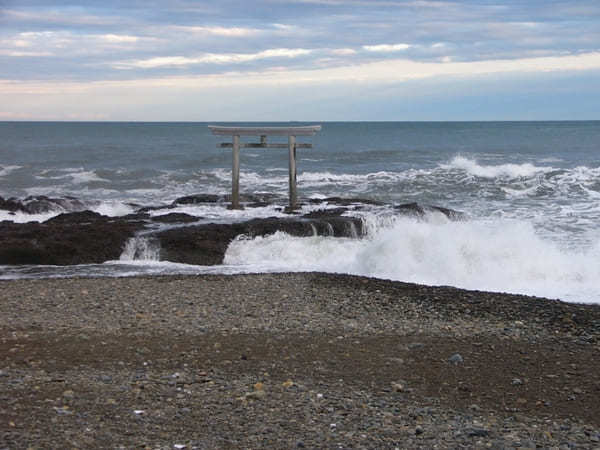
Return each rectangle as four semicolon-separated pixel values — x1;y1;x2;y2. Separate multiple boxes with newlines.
253;382;264;391
282;380;294;388
415;426;424;435
62;390;75;399
244;390;265;400
53;406;72;415
467;428;489;437
391;382;404;392
512;378;523;385
296;441;305;448
448;353;464;365
407;343;425;350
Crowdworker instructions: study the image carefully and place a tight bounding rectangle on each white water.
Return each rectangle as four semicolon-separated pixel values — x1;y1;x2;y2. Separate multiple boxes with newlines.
120;237;161;261
225;214;600;304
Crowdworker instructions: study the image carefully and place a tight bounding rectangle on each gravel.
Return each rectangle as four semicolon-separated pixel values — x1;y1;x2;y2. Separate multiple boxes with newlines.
1;272;600;449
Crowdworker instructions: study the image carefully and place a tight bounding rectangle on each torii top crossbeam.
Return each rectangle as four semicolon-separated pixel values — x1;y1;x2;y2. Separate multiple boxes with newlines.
208;125;322;210
208;125;321;136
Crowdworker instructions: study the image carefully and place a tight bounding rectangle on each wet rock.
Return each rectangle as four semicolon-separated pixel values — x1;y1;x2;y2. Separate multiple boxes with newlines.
0;195;87;214
0;196;22;213
152;213;199;223
44;210;106;225
156;215;365;265
309;197;385;207
0;212;144;265
173;193;280;206
448;353;464;365
394;202;465;221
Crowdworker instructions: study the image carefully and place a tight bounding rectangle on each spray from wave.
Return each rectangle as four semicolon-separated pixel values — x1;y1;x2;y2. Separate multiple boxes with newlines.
225;213;600;304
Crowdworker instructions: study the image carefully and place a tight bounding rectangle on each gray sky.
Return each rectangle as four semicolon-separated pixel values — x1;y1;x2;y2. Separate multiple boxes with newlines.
1;0;599;121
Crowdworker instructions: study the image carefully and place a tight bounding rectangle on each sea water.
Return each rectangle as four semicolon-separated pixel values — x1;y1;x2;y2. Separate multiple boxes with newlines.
1;121;600;303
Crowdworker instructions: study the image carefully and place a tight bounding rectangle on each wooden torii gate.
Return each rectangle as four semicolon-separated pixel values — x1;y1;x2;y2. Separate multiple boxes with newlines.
208;125;321;210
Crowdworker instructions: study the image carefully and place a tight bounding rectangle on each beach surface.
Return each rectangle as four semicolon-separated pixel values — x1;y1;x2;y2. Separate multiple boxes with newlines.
1;273;600;449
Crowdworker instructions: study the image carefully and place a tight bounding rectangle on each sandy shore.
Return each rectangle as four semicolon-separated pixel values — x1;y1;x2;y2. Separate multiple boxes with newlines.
1;273;600;449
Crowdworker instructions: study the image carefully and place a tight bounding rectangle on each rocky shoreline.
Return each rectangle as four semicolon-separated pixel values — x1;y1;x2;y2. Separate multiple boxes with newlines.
2;273;600;449
0;194;463;266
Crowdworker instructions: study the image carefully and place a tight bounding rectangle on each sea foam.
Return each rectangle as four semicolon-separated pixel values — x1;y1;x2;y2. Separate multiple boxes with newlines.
224;213;600;304
441;156;551;178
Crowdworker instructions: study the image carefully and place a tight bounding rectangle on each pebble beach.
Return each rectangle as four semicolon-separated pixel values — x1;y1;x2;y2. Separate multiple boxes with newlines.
1;272;600;449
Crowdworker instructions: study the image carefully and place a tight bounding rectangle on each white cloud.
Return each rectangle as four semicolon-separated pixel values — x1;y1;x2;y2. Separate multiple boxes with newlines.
363;43;411;52
0;50;53;57
330;48;357;55
2;9;119;26
115;48;313;69
173;25;260;37
98;34;140;43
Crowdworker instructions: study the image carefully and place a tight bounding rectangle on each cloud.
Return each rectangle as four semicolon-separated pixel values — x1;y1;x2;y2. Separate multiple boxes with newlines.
363;43;411;52
1;8;120;26
172;25;261;37
114;48;313;69
330;48;357;55
0;50;53;57
98;34;140;43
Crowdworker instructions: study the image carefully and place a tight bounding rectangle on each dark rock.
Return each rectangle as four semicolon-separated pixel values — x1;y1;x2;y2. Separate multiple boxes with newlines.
0;196;22;213
156;223;242;266
302;208;347;219
0;214;144;265
467;428;489;437
394;202;465;221
44;210;106;225
173;193;281;206
120;212;151;222
0;195;89;215
152;213;199;223
24;196;87;214
156;215;365;265
173;194;225;204
309;197;385;207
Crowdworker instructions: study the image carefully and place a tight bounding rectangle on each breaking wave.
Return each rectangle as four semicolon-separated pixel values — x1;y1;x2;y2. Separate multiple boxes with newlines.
225;214;600;304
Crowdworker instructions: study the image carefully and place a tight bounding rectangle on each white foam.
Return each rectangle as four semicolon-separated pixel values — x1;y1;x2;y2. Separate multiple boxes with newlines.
69;170;110;184
120;237;160;261
0;210;59;223
36;168;110;184
442;156;551;179
0;165;22;177
91;201;135;217
224;214;600;304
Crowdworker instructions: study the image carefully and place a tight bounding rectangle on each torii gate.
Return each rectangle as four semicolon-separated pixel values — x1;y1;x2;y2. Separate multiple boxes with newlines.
208;125;321;211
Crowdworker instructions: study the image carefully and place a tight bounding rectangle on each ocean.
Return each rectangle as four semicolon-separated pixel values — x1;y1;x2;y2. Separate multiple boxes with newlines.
1;121;600;304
